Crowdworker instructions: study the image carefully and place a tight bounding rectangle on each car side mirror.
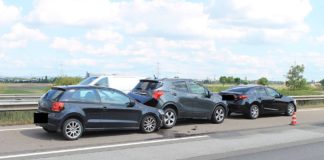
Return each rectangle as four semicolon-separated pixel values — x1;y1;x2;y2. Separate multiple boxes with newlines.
275;94;282;98
205;89;211;98
127;99;136;107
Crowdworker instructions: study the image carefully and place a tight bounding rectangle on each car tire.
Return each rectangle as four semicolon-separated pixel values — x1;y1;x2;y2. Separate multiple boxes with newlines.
62;118;83;140
285;103;295;116
43;127;56;133
163;108;177;129
140;115;158;133
211;106;226;124
248;104;260;119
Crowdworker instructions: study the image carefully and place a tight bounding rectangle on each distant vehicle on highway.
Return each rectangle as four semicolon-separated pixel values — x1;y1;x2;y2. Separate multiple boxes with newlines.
79;75;145;93
128;78;228;128
34;85;164;140
219;85;296;119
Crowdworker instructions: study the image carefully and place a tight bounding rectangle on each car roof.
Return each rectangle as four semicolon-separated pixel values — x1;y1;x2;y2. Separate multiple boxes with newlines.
52;85;107;90
229;85;266;89
140;78;194;82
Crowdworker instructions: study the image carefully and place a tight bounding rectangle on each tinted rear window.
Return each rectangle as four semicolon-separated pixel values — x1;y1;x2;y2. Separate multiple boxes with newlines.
226;87;250;93
79;77;98;85
44;89;64;101
134;81;161;91
60;89;100;103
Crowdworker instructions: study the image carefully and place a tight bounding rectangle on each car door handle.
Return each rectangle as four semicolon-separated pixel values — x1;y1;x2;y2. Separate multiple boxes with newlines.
103;106;108;109
194;96;199;99
171;92;177;96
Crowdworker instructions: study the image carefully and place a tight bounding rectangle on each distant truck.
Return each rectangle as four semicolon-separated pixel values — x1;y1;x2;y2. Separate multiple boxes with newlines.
79;75;145;93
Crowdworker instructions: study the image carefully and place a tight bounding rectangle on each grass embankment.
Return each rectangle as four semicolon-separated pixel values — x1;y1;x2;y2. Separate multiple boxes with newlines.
0;110;34;126
0;83;51;94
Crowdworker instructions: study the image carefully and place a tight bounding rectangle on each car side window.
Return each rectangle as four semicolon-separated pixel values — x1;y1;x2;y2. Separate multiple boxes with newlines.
247;89;257;96
172;81;189;92
60;89;100;103
98;89;130;105
256;88;267;97
265;88;280;97
188;82;205;95
95;77;108;87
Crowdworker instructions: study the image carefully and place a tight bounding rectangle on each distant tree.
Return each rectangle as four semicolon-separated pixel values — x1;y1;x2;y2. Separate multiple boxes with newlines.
286;64;307;90
242;80;248;85
320;79;324;87
234;77;241;85
226;76;234;84
219;76;227;86
257;77;269;86
54;76;83;86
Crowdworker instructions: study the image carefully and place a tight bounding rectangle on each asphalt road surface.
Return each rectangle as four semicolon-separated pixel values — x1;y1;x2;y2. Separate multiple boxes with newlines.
0;108;324;160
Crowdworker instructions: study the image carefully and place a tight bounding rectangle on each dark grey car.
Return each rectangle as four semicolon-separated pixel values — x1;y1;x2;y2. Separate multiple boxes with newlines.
128;79;228;128
34;85;164;140
219;85;296;119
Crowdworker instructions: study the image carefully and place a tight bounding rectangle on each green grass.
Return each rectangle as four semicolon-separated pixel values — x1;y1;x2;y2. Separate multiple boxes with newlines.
0;83;51;94
0;110;35;126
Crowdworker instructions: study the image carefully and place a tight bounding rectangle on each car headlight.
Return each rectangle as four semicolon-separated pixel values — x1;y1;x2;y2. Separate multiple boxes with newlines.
158;109;164;115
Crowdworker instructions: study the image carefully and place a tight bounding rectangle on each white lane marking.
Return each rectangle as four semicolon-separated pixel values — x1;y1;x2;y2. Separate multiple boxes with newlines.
0;127;41;132
0;135;208;159
299;108;324;112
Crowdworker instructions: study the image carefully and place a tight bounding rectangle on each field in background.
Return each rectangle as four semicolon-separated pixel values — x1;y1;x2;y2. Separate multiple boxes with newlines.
0;83;51;94
205;84;323;96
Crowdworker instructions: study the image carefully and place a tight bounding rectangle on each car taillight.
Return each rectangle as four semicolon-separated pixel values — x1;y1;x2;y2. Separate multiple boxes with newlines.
238;95;248;100
51;102;65;112
153;90;164;100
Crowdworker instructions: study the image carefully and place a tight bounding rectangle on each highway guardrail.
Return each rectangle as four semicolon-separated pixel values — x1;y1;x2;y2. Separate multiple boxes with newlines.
0;94;323;111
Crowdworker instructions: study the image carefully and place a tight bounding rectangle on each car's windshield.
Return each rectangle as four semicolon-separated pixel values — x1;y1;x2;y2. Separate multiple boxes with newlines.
79;77;98;85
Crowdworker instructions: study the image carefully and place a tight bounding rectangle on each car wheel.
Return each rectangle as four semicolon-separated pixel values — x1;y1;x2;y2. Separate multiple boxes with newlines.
285;103;295;116
141;115;157;133
163;108;177;129
62;118;83;140
43;127;56;133
211;106;225;124
248;104;260;119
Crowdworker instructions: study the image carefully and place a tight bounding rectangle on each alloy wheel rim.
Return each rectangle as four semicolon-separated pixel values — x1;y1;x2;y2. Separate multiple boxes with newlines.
215;108;225;122
251;105;259;118
288;104;294;115
143;117;156;132
65;120;82;139
164;111;176;126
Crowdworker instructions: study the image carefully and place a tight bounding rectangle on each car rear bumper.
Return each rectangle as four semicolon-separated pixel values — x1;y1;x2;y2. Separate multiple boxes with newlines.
228;103;250;114
34;111;62;132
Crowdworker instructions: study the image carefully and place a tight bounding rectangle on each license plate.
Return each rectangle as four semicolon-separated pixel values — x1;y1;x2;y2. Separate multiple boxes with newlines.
34;113;48;123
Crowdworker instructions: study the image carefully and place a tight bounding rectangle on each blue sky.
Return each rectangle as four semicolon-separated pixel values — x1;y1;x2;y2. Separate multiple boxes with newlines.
0;0;324;81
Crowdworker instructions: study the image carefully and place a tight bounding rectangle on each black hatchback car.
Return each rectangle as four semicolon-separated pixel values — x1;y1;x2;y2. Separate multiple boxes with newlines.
34;85;164;140
219;85;296;119
128;79;228;128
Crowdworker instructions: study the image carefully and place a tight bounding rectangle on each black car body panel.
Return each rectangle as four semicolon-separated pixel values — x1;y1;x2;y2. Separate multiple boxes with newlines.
219;85;296;115
128;79;228;120
35;85;164;132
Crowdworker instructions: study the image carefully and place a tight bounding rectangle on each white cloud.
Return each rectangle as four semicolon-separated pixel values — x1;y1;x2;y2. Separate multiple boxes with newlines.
27;0;120;26
68;58;97;67
314;35;324;43
85;29;123;43
0;0;20;26
50;37;120;55
0;23;47;49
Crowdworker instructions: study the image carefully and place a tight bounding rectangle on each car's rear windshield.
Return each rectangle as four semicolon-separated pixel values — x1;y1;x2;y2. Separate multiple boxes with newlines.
44;89;64;101
134;80;161;91
225;87;250;93
79;76;98;85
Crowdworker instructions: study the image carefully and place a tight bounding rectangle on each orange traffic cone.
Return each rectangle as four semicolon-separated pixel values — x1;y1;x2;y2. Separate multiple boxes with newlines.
290;112;297;126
